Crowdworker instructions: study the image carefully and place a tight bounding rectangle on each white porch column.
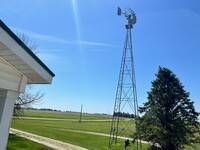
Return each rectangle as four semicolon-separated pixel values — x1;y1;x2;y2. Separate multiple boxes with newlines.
0;90;19;150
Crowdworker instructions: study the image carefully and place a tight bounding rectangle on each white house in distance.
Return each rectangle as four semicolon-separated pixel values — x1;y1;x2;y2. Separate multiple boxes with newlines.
0;20;55;150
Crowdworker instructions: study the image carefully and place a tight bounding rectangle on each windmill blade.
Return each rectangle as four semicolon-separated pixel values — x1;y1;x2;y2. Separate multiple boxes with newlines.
117;7;122;16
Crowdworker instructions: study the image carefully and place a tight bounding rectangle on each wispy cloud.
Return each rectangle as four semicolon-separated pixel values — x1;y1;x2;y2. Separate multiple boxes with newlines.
71;0;81;39
37;48;66;53
12;27;71;44
78;41;116;47
184;9;200;18
89;49;111;52
11;27;116;47
37;53;58;62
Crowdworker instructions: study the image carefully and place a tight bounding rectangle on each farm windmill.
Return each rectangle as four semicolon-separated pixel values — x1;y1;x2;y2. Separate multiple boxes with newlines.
109;7;141;150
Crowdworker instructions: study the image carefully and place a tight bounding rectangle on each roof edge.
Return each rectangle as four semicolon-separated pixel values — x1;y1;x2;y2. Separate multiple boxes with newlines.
0;20;55;77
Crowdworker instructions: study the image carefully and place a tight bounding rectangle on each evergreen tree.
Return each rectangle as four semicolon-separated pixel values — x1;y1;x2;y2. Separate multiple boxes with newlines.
136;67;199;150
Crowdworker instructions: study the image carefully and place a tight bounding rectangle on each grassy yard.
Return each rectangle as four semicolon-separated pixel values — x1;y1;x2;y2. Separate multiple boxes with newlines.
12;119;112;134
10;110;199;150
11;119;140;150
11;110;146;150
7;134;54;150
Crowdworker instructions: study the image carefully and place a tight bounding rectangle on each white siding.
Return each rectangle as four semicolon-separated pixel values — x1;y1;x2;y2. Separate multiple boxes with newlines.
0;58;23;92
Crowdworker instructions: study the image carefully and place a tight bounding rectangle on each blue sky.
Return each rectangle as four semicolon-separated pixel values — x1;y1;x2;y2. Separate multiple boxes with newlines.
0;0;200;114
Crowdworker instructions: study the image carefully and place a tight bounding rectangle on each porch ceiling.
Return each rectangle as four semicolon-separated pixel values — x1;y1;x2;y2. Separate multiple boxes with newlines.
0;20;55;84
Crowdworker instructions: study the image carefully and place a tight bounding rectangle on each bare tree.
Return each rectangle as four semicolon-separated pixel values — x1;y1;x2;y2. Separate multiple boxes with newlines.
16;32;39;53
13;32;44;117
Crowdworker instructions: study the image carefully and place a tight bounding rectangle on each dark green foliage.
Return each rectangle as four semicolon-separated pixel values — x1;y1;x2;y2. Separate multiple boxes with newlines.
136;67;199;150
114;112;135;118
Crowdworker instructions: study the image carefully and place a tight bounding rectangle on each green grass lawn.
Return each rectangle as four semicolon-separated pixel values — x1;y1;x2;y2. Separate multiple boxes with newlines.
12;119;112;134
11;119;140;150
10;110;199;150
7;134;54;150
11;110;145;150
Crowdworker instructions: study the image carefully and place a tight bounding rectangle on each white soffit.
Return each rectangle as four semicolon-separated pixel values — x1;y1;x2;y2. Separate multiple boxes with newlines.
0;20;55;84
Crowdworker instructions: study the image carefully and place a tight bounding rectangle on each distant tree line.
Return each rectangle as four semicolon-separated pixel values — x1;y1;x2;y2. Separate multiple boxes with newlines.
114;112;135;118
26;107;62;112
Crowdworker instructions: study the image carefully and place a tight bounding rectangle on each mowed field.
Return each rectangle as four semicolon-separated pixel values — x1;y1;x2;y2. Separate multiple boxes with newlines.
11;110;149;150
10;110;199;150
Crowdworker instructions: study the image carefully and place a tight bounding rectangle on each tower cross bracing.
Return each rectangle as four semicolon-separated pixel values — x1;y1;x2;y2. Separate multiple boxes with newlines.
109;7;140;150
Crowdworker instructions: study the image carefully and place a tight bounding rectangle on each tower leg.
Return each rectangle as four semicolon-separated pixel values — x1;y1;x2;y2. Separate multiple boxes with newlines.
109;27;139;148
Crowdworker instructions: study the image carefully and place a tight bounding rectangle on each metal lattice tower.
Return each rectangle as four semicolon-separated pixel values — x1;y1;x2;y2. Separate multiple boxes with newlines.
109;7;140;149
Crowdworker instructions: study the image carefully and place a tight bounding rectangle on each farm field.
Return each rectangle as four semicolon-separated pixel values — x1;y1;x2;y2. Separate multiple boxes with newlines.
10;110;199;150
22;110;112;120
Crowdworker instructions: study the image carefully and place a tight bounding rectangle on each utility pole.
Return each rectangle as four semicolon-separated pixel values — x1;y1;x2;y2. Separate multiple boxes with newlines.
79;104;83;122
